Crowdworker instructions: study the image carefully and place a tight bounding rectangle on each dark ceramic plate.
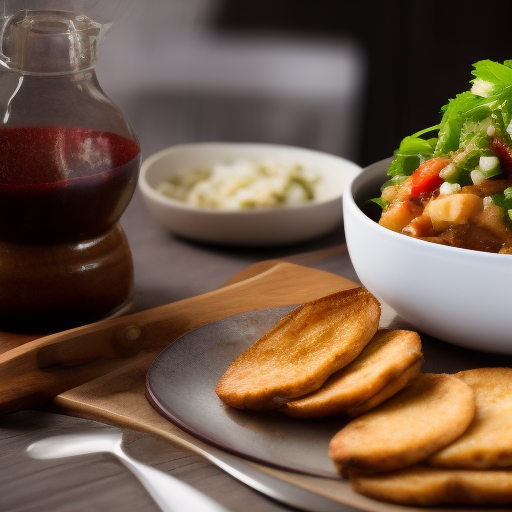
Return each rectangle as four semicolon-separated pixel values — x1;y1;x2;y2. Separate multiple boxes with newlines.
146;306;349;478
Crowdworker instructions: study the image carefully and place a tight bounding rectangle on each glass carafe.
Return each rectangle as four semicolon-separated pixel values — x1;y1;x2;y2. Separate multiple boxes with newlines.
0;2;140;331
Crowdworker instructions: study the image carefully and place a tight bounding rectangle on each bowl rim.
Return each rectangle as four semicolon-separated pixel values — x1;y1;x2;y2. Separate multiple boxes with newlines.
346;156;512;261
138;141;362;216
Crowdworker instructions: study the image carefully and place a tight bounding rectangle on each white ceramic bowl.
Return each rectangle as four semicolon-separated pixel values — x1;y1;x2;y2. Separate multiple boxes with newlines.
344;157;512;354
139;142;361;246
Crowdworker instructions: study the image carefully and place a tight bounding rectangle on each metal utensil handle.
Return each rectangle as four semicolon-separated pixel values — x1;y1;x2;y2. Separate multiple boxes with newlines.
114;440;232;512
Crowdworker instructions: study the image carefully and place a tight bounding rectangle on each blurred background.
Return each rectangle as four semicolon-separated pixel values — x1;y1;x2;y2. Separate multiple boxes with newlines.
97;0;512;169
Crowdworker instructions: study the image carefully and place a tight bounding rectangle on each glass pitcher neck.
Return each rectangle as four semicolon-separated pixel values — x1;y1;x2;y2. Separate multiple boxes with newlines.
0;9;108;75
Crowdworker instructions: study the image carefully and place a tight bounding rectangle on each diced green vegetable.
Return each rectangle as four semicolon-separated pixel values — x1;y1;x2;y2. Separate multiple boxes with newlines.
478;155;501;179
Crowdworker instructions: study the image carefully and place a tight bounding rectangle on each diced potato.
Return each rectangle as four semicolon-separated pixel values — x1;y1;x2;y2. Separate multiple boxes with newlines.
424;194;483;232
379;200;423;233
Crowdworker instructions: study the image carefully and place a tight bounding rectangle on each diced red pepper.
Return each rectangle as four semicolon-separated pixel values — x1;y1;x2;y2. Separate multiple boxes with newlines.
408;157;450;199
491;137;512;177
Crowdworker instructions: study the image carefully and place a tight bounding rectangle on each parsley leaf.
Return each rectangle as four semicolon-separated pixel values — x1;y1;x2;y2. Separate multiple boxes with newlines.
388;129;437;177
472;60;512;91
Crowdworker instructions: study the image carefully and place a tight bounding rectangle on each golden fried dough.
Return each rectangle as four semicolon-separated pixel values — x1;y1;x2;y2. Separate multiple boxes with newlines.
429;367;512;469
215;288;380;411
346;359;422;417
328;373;475;474
281;330;423;418
350;465;512;506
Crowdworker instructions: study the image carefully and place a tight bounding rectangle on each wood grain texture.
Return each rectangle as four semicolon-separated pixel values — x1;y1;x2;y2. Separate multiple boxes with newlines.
220;245;349;287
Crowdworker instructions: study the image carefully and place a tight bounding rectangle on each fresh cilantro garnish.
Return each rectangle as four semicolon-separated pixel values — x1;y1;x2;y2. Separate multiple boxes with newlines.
435;92;481;155
471;60;512;92
388;128;438;177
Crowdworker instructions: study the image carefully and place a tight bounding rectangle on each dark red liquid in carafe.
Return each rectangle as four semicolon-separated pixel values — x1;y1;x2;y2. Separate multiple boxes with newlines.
0;126;140;244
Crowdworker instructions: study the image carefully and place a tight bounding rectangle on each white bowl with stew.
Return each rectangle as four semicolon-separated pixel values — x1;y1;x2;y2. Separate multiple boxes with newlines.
139;142;361;247
344;157;512;354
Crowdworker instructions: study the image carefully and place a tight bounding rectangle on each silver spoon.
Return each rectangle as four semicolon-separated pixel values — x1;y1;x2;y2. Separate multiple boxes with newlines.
27;430;232;512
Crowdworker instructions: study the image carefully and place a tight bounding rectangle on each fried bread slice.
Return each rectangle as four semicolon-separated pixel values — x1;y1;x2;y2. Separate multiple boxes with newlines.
350;465;512;506
328;373;475;474
215;287;380;411
346;359;422;417
428;367;512;469
281;330;423;418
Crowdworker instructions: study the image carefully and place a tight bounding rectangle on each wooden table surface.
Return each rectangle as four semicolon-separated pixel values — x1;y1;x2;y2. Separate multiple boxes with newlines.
0;187;355;512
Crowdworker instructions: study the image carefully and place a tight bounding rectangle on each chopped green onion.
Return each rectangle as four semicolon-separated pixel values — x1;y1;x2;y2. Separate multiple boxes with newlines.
439;163;457;180
479;156;500;172
470;169;486;185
